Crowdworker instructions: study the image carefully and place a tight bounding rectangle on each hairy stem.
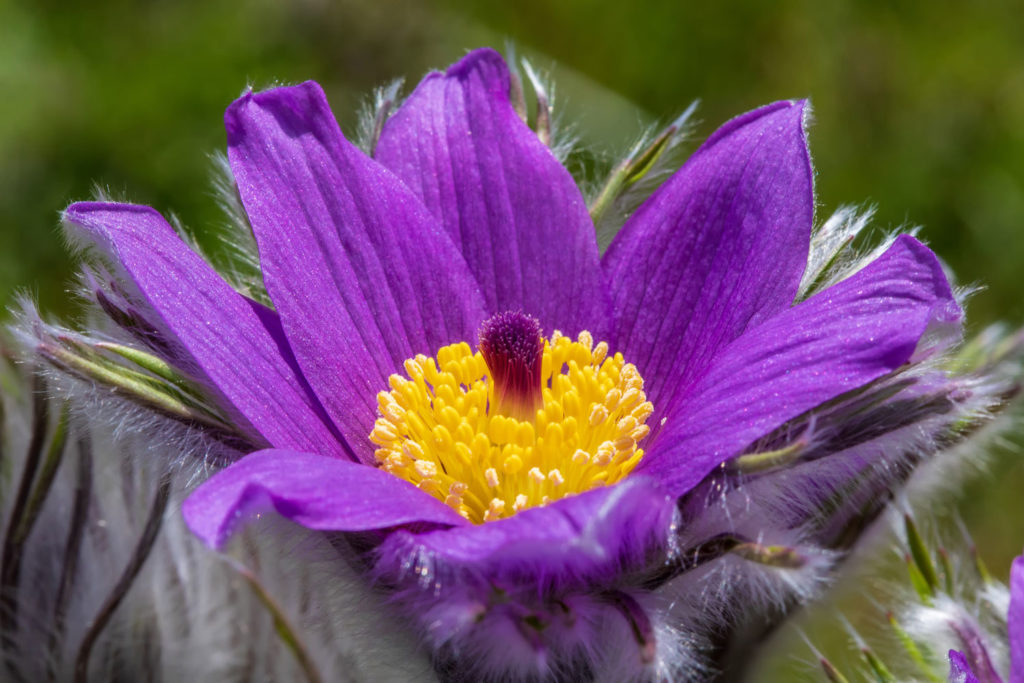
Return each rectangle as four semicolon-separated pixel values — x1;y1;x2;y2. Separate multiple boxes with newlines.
0;371;49;675
73;469;171;683
47;435;93;682
227;558;325;683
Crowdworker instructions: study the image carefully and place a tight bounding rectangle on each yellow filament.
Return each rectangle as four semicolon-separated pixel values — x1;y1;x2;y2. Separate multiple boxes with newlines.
370;331;652;524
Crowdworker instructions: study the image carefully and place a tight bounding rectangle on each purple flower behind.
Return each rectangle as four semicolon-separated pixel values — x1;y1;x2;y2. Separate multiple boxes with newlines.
948;553;1024;683
1011;556;1024;683
950;649;982;683
56;48;974;679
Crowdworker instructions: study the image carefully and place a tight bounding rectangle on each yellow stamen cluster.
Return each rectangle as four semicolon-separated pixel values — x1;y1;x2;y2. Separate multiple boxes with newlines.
370;330;653;524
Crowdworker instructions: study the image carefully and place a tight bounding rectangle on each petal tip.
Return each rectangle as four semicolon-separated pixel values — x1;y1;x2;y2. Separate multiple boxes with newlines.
448;47;507;75
891;234;958;304
62;202;161;230
443;47;511;96
225;80;330;143
701;98;812;158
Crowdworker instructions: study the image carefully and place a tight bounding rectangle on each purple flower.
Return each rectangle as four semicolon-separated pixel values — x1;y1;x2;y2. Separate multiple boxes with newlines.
1013;556;1024;683
950;649;982;683
61;48;963;678
948;553;1024;683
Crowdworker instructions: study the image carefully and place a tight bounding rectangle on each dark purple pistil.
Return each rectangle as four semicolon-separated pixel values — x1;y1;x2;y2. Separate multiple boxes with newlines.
478;311;544;421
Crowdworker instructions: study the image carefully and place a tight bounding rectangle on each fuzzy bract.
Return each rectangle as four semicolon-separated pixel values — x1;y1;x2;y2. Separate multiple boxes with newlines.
54;48;982;680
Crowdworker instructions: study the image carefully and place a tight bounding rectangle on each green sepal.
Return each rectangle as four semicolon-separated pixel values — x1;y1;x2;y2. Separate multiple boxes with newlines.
938;547;955;595
733;542;806;569
860;647;896;683
521;60;551;147
904;515;940;596
972;545;993;584
95;341;195;389
730;439;806;474
588;102;696;227
58;337;222;417
820;657;851;683
905;553;934;605
39;341;233;435
621;124;676;187
797;232;857;299
887;612;941;682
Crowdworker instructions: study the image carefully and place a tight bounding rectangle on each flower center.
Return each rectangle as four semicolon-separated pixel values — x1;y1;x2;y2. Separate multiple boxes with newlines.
370;311;652;524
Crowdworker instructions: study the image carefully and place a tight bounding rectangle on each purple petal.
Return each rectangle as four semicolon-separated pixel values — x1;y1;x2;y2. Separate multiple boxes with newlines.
949;650;981;683
226;82;487;462
183;449;468;549
375;476;675;589
63;203;344;458
603;101;813;415
375;48;608;337
1010;555;1024;683
641;235;961;496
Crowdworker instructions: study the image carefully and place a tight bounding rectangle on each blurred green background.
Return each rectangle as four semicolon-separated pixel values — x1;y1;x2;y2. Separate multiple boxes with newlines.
2;0;1023;678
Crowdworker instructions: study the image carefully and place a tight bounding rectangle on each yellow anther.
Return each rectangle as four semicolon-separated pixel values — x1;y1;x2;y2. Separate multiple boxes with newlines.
370;421;399;443
503;454;524;474
484;467;500;488
471;433;490;459
621;363;639;381
487;415;511;444
617;415;639;433
383;402;405;423
439;406;461;432
564;390;582;419
414;460;437;479
604;388;622;411
484;498;506;522
432;425;453;451
455;421;475;445
371;328;652;524
515;421;536;448
614;436;635;451
619;388;642;411
544;422;564;451
632;402;654;422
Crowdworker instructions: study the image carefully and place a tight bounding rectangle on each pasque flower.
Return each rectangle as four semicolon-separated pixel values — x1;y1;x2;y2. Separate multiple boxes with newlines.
949;554;1024;683
53;48;976;679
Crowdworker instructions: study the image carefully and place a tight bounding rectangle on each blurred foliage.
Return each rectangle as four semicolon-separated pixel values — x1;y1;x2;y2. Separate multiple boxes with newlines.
4;0;1024;326
2;0;1023;679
